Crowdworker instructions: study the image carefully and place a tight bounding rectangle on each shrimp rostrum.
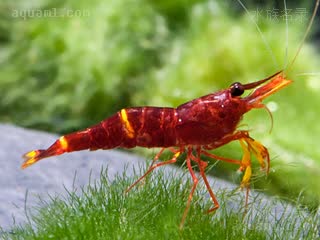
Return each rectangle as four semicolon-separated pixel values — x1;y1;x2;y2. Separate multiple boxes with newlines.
22;70;291;227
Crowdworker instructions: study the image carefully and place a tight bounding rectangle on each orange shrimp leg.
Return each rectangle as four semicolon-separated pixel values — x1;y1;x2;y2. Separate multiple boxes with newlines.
200;148;251;209
179;147;200;229
201;131;269;211
230;137;269;211
201;150;242;165
238;139;252;210
125;148;181;193
180;147;222;228
192;148;220;213
238;138;270;187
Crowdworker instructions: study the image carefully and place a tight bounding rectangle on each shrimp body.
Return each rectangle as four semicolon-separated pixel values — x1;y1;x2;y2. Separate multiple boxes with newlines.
22;70;291;228
22;89;248;162
22;71;290;168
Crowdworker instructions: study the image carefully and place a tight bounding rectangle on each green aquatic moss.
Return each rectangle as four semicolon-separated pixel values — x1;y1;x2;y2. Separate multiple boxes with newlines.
2;168;319;239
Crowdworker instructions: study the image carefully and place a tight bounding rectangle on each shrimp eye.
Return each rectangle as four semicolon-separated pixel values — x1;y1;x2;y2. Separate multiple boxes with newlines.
230;82;245;97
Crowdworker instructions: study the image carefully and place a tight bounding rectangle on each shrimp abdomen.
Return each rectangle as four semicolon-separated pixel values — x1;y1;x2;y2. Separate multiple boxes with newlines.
21;107;177;168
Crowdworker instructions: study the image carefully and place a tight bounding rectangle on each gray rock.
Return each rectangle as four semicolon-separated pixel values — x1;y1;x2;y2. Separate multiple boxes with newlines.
0;124;148;229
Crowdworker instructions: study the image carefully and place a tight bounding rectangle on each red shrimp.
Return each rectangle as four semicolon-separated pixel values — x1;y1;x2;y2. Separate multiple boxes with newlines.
22;71;290;225
22;0;319;228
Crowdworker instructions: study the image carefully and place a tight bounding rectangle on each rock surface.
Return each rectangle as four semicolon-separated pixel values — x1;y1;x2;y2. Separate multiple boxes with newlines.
0;124;149;229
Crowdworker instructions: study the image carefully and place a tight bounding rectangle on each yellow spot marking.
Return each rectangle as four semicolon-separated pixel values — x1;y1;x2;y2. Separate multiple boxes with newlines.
120;109;135;138
173;152;180;159
59;136;69;150
239;139;252;188
239;140;250;166
246;139;266;169
24;150;37;158
22;158;37;169
241;166;252;188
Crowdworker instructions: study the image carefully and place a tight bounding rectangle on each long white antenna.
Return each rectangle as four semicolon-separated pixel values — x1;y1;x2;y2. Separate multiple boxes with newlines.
283;0;289;70
236;0;278;68
286;0;320;74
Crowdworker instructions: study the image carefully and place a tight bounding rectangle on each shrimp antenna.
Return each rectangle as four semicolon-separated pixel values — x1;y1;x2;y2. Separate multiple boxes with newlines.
286;0;320;74
263;104;274;133
236;0;278;68
282;0;289;70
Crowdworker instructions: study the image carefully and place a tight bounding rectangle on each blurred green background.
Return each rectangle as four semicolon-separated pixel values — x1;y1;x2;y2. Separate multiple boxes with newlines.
0;0;319;209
